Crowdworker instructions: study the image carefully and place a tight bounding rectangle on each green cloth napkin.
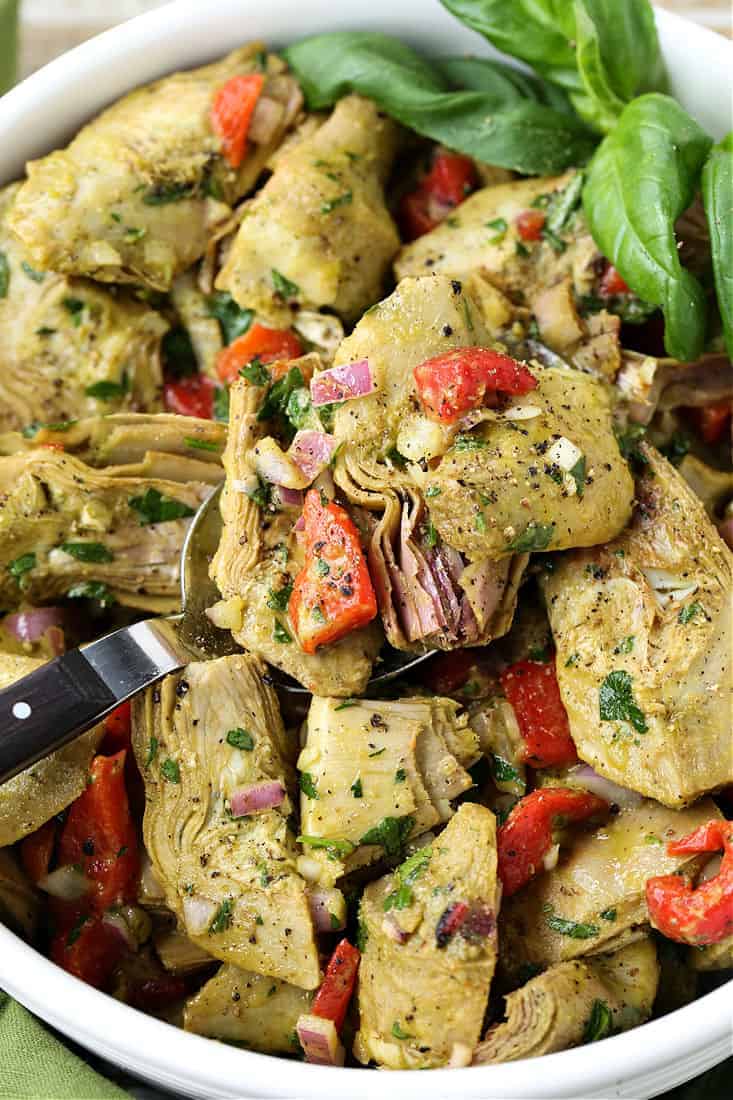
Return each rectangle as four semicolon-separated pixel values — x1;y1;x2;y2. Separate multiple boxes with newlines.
0;0;19;95
0;991;131;1100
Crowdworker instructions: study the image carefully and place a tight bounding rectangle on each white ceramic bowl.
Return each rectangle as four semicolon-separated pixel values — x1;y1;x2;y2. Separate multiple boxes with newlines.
0;3;731;1096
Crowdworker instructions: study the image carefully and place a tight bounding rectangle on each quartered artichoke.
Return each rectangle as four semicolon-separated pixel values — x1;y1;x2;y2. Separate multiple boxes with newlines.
354;804;499;1069
8;47;302;290
132;653;321;989
542;445;733;807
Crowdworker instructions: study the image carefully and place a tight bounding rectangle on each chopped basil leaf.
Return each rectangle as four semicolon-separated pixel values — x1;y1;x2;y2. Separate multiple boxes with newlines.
184;436;220;452
213;385;230;423
59;542;113;563
162;327;197;378
391;1021;411;1040
516;240;531;257
487;216;508;243
62;297;85;326
475;511;487;533
565;652;580;667
542;226;567;253
271;268;300;299
569;454;586;498
583;999;613;1043
385;446;407;469
67;581;116;607
614;424;648;474
334;699;357;711
21;419;75;437
599;670;648;733
208;897;234;934
145;737;159;766
506;521;555;553
85;375;129;401
266;583;293;612
257;366;305;423
240;357;270;386
394;768;407;783
7;552;36;580
35;327;56;337
321;190;353;214
453;433;487;452
247;477;271;510
350;777;363;798
613;635;635;655
491;754;522;785
600;907;617;922
545;910;599;939
0;251;9;297
273;620;293;644
359;815;414;857
129;487;195;526
160;758;181;784
285;386;312;430
383;883;413;912
299;772;319;799
206;292;254;345
425;485;441;498
226;728;254;751
545;174;583;236
317;401;343;433
678;601;704;624
21;261;45;283
297;835;356;859
143;181;196;205
66;913;88;947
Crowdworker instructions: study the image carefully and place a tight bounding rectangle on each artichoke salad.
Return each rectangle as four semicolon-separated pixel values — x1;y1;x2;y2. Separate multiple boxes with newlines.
0;0;731;1074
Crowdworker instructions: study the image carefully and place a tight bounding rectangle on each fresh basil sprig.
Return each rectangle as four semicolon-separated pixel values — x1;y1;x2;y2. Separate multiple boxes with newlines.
583;95;712;362
284;32;596;175
702;133;733;359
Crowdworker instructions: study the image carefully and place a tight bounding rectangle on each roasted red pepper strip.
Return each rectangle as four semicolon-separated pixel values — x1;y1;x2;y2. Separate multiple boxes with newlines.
58;751;139;915
51;913;126;990
515;209;546;241
216;323;303;384
399;152;477;240
414;347;537;424
19;819;56;884
311;938;360;1032
497;787;609;897
646;819;733;945
211;73;265;169
600;263;631;297
289;490;377;654
686;400;732;445
500;659;577;768
163;374;217;419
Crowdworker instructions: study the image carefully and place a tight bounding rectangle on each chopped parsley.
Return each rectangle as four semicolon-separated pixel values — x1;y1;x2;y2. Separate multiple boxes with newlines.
487;216;508;243
21;261;45;283
226;728;254;751
678;602;704;624
266;583;293;612
425;485;441;498
85;375;129;401
453;433;487;452
206;292;254;344
391;1021;411;1040
569;454;586;498
544;910;599;939
7;552;36;580
271;269;300;299
62;296;85;326
285;387;312;430
299;772;319;800
350;777;363;798
565;652;580;667
128;488;195;526
67;581;116;606
208;898;234;934
475;511;487;533
317;401;343;432
321;191;353;214
506;522;555;553
490;754;522;786
160;758;180;784
383;844;433;911
515;240;531;257
0;251;9;297
162;327;197;378
240;357;270;386
59;542;113;563
213;385;230;423
600;907;617;922
273;620;292;644
394;768;407;783
257;366;305;423
385;445;407;469
383;884;413;912
583;998;613;1043
298;835;356;860
614;423;648;474
143;181;196;205
544;173;583;235
359;815;414;858
65;913;88;947
145;737;158;766
425;519;438;548
599;670;648;733
613;635;635;655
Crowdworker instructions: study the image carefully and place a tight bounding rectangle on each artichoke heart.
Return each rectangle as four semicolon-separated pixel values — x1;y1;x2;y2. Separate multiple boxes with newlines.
354;804;499;1070
297;695;480;885
217;95;400;324
132;653;321;989
542;445;733;807
7;46;303;290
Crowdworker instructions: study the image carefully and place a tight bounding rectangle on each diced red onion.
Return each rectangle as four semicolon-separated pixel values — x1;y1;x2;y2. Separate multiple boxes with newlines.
571;764;643;810
296;1013;345;1066
183;894;218;936
275;484;304;508
307;887;345;933
719;516;733;551
248;95;285;144
294;514;305;532
102;910;138;952
289;431;336;483
230;780;285;818
381;914;409;944
4;607;66;645
310;359;374;407
37;865;88;901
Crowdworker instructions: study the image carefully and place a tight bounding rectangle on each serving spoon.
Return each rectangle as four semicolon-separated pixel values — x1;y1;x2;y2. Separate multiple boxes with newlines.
0;486;434;784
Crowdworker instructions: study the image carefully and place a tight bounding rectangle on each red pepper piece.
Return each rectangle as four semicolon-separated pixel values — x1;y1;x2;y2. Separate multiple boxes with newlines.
414;347;537;424
289;489;377;654
399;152;477;241
500;659;577;768
216;323;303;384
211;73;265;169
497;787;609;897
311;938;361;1032
163;374;217;419
19;819;57;884
646;820;733;945
435;900;470;947
50;913;126;990
686;400;732;445
516;209;546;241
600;263;631;297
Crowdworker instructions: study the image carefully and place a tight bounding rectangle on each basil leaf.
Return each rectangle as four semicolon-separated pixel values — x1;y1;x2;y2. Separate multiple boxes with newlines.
7;552;36;580
85;376;129;401
0;251;9;298
599;669;648;733
266;583;293;612
240;357;270;386
128;488;195;526
583;95;712;362
62;296;85;326
351;777;363;798
545;911;599;938
160;758;180;784
284;32;596;175
491;754;522;785
59;542;113;563
583;998;613;1042
273;620;292;644
206;292;254;345
321;191;353;214
143;181;196;205
297;835;356;859
299;772;319;799
702;133;733;359
359;814;415;857
506;521;555;553
162;326;197;378
257;366;305;423
572;0;666;133
271;269;300;299
226;728;254;750
67;581;116;607
436;55;572;114
184;436;221;452
285;387;312;431
678;601;704;625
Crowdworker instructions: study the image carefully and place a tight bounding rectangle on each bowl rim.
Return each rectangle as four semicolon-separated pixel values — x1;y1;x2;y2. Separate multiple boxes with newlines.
0;1;731;1095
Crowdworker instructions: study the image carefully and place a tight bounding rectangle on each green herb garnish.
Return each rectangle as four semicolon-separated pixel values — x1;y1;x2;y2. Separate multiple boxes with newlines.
161;758;180;784
678;602;704;624
599;670;648;733
7;553;36;580
583;999;613;1043
506;522;555;553
226;728;254;751
545;911;599;939
266;583;293;612
85;375;129;401
129;488;195;526
321;191;353;214
145;737;158;766
240;357;270;386
206;292;254;344
351;777;363;798
143;181;196;205
209;898;234;934
0;251;9;297
298;835;356;860
359;815;414;857
21;261;45;283
184;436;220;452
271;269;300;299
453;433;487;452
299;772;319;799
273;621;293;644
67;581;116;606
59;542;113;563
62;297;85;326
